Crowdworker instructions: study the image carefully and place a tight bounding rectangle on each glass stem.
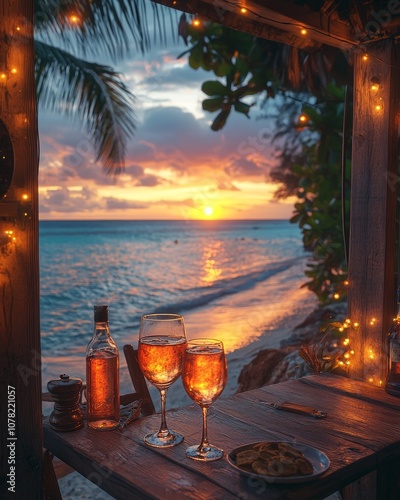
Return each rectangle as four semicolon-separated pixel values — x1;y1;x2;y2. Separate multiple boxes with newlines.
199;405;210;452
157;388;170;438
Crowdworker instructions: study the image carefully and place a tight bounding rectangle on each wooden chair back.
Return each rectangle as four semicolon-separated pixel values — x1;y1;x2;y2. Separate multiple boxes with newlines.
122;344;155;416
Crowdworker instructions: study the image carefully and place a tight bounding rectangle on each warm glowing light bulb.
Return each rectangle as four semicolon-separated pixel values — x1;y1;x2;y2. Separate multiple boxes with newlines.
375;102;383;112
16;26;21;31
298;114;308;123
11;68;17;74
344;280;349;286
343;338;350;346
69;15;79;23
353;322;359;328
300;28;307;35
22;194;28;200
333;293;340;300
0;73;6;80
368;377;373;383
362;54;368;61
370;83;379;92
192;18;201;26
240;7;247;13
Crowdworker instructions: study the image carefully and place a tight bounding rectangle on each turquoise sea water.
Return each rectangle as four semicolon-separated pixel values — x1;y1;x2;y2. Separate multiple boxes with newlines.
39;219;317;403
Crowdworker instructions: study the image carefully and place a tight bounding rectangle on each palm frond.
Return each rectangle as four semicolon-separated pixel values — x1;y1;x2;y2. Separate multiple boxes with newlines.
35;40;136;173
34;0;177;58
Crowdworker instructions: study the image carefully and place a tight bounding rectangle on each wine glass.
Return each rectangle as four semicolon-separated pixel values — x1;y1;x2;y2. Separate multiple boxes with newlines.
138;313;187;447
182;338;228;461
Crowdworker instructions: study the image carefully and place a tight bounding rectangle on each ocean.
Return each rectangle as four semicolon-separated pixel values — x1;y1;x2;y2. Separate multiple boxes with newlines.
40;219;317;405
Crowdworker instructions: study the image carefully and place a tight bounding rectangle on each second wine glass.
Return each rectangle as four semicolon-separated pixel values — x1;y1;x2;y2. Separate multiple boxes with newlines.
182;338;228;461
138;313;187;447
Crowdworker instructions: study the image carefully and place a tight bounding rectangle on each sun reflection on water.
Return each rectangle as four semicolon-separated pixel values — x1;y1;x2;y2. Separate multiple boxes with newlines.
201;242;223;283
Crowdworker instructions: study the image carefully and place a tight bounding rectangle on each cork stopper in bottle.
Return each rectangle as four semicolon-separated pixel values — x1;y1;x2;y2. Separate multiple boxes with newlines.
94;305;108;323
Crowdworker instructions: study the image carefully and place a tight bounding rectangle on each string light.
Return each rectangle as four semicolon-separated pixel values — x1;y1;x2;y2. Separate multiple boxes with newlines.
297;113;309;126
21;194;28;201
300;28;307;35
192;15;201;27
362;53;369;61
374;99;383;112
333;292;340;300
69;15;80;24
4;230;16;243
370;82;379;92
240;7;247;13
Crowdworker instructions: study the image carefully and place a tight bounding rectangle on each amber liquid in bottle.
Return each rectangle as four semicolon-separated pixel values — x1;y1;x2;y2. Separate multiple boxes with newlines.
86;305;120;430
385;287;400;397
87;352;119;429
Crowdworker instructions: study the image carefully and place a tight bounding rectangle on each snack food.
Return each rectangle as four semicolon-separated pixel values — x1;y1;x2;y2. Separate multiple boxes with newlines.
234;442;314;477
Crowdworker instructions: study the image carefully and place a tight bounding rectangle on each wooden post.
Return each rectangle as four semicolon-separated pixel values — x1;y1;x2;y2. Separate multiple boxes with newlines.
348;40;400;384
0;1;42;498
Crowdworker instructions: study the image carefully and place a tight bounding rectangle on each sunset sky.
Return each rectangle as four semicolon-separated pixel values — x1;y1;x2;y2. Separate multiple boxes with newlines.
38;30;297;221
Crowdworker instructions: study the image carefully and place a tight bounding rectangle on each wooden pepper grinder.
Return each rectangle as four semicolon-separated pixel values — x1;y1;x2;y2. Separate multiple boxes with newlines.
47;374;84;431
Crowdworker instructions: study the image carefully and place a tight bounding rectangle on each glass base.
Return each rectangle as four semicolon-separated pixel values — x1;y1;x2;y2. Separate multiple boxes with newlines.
144;430;184;448
185;444;223;461
88;419;119;431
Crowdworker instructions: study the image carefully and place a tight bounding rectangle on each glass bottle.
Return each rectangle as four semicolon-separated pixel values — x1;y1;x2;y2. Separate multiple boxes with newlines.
385;286;400;397
86;305;120;429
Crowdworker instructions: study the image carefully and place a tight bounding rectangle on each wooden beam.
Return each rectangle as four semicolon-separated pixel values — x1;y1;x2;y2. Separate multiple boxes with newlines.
0;1;42;498
173;0;321;50
348;40;400;384
154;0;358;51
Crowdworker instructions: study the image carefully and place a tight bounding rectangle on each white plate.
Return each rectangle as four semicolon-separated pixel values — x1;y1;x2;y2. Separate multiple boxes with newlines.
227;441;330;484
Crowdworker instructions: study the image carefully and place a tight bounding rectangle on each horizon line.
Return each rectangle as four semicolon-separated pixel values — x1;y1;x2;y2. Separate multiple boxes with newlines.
39;218;290;222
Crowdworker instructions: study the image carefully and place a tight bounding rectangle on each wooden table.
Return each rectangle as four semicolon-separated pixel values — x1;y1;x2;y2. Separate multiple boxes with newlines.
43;374;400;499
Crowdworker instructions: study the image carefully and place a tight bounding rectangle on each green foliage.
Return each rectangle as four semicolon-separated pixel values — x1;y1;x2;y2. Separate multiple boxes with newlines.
179;22;270;131
183;21;351;303
273;88;350;304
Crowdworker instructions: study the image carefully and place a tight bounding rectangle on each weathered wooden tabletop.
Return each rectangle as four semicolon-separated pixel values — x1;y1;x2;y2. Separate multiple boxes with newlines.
43;374;400;499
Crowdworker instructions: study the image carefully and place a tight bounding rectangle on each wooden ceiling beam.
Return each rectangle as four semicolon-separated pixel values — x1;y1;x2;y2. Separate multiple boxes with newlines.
154;0;359;51
212;0;357;50
155;0;321;50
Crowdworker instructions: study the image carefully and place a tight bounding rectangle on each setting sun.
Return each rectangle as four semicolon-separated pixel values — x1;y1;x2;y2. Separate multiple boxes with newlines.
204;206;214;217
